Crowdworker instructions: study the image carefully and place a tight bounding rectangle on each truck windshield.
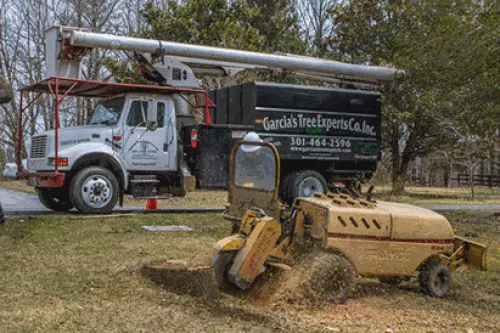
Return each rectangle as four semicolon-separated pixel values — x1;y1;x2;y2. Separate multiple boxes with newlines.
88;97;125;125
234;144;277;191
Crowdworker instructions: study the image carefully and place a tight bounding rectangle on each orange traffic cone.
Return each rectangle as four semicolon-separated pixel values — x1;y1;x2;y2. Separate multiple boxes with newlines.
145;197;159;210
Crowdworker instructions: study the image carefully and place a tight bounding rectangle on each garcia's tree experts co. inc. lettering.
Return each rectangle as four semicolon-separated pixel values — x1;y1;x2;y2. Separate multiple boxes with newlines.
262;113;377;136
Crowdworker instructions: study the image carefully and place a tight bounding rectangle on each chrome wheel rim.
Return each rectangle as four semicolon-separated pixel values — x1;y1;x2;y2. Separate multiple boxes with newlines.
81;175;113;208
298;176;324;197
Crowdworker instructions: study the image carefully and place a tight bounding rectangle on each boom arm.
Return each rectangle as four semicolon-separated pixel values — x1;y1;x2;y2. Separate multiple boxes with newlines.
45;26;404;87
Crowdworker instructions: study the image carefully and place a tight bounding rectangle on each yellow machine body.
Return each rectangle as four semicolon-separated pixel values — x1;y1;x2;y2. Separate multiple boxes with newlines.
294;193;487;277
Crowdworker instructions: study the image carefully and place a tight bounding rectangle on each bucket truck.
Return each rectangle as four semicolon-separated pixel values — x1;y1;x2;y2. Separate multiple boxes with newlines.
19;26;403;214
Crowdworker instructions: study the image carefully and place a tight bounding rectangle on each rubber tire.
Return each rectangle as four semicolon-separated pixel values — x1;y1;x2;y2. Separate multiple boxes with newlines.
419;261;452;297
0;202;5;225
213;251;237;292
37;188;74;212
70;167;119;214
300;253;355;305
282;170;327;203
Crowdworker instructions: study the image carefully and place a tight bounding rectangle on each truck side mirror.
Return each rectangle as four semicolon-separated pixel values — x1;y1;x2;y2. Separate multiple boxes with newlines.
146;101;158;131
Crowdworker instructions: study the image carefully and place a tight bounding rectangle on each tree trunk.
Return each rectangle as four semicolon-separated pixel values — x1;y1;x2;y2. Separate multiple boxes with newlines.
469;166;475;201
392;154;411;195
444;160;450;188
0;74;13;104
391;123;402;193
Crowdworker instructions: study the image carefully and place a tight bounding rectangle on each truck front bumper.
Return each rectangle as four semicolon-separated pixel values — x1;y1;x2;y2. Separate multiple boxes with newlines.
27;172;66;188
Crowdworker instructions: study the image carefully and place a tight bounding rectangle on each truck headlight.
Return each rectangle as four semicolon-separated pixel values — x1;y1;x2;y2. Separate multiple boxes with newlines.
48;157;69;167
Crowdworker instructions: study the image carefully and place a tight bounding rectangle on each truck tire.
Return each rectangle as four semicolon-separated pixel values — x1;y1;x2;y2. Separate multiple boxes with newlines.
37;189;74;212
70;166;119;214
300;252;355;305
213;251;237;292
419;261;451;297
281;170;327;203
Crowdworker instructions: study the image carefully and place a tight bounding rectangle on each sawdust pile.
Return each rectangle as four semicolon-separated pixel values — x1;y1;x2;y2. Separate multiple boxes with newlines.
141;259;219;299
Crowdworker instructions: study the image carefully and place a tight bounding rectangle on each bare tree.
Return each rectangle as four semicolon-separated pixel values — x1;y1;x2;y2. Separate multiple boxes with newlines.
0;0;148;163
297;0;336;57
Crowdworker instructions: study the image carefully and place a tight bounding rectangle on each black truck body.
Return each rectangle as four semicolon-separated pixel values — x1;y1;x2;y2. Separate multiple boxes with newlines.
184;82;382;196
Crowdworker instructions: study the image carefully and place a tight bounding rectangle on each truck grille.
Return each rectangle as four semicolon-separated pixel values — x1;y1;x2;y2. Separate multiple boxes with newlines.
31;135;47;158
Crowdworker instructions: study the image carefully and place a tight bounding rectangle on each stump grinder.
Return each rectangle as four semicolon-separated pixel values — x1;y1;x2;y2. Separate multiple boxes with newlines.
213;140;487;303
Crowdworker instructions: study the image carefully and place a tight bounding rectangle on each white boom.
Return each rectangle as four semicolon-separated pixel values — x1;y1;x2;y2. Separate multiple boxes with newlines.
45;26;404;85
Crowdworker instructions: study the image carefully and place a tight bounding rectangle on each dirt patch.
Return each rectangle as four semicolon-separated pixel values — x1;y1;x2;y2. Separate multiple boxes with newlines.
141;259;219;299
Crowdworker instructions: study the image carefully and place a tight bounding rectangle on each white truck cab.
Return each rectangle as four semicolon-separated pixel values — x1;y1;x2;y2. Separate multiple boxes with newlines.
27;91;187;214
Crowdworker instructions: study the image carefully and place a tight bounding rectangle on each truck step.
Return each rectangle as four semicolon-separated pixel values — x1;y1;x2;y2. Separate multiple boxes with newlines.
130;179;159;184
130;175;159;184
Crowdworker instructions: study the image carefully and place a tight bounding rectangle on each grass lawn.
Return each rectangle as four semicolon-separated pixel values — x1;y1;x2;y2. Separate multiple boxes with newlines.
0;180;37;194
1;210;499;332
372;185;500;207
1;180;499;209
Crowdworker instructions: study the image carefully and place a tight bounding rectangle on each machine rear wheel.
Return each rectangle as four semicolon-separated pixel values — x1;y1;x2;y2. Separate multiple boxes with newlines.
419;261;451;297
300;252;355;305
37;188;74;212
213;251;237;292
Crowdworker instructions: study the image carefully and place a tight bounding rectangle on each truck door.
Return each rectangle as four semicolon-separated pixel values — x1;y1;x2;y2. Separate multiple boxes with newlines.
122;98;177;171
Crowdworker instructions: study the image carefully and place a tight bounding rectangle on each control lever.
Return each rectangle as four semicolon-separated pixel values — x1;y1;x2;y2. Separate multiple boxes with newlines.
366;185;375;202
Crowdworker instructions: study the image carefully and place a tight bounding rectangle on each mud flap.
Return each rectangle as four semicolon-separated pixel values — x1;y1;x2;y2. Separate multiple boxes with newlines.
228;216;281;290
454;236;487;270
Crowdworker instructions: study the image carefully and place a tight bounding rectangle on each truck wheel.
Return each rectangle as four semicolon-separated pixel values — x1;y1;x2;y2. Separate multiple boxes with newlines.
37;189;74;212
300;253;355;305
282;170;327;203
70;167;119;214
419;261;451;297
213;251;237;292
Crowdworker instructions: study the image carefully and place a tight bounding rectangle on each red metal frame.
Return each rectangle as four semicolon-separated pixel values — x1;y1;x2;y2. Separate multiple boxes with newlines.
17;77;216;183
